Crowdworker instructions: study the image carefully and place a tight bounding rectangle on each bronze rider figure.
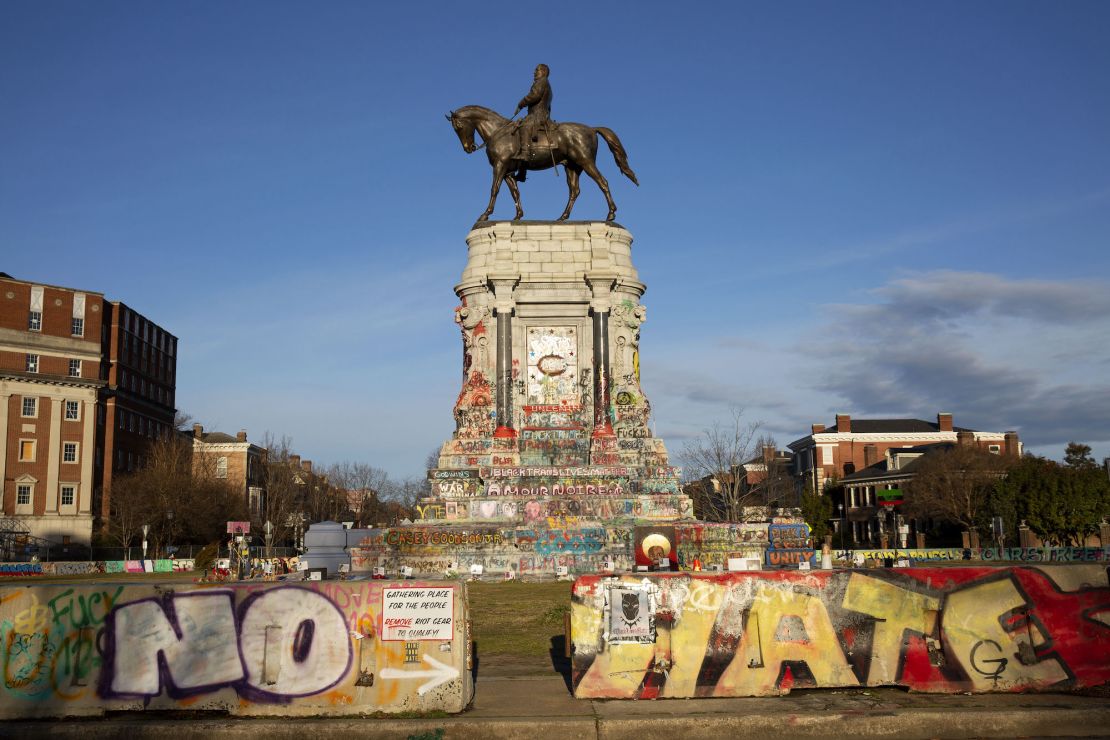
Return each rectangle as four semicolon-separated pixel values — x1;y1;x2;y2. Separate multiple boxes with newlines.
513;63;552;182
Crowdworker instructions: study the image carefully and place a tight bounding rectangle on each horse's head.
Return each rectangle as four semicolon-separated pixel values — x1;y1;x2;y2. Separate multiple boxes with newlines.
446;110;478;154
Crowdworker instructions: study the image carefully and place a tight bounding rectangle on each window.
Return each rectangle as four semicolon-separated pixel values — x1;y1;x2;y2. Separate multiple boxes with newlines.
65;401;80;420
988;444;1001;454
216;456;228;479
63;442;78;463
22;397;37;417
68;359;81;377
28;311;42;331
26;354;39;373
19;440;35;462
60;485;75;506
71;317;84;336
17;485;31;506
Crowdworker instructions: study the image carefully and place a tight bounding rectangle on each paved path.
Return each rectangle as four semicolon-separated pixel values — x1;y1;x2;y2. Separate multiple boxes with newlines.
3;673;1109;738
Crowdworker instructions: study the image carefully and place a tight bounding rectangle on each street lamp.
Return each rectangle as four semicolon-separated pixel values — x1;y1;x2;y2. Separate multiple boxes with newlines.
141;523;149;560
264;520;273;559
166;509;174;558
836;503;845;550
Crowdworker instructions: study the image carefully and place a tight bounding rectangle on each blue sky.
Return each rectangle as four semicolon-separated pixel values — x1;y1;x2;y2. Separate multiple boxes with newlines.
3;1;1109;477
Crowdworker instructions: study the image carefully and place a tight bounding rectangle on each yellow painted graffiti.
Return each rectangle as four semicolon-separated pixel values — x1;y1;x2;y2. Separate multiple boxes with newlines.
714;582;857;695
943;579;1067;690
842;573;939;685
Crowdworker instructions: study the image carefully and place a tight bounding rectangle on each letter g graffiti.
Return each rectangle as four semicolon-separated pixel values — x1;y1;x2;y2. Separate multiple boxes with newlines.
970;639;1007;681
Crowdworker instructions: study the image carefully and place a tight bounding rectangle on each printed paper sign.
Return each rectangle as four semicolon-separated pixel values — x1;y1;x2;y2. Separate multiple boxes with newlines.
606;584;656;644
382;587;455;641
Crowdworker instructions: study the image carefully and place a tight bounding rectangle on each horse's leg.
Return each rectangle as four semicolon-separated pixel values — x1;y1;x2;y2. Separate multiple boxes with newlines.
505;174;524;220
581;159;617;221
479;161;508;221
559;166;581;221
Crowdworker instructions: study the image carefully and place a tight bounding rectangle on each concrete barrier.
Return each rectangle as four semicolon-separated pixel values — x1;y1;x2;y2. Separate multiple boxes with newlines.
571;566;1110;698
0;580;473;717
836;547;1110;564
0;560;198;577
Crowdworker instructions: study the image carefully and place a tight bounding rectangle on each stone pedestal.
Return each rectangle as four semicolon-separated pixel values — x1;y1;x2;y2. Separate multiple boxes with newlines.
349;223;704;578
431;222;690;528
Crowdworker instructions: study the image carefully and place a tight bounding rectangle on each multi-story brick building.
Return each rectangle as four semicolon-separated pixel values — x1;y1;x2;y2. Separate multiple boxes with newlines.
190;424;266;517
0;273;177;549
98;300;179;522
788;412;1021;495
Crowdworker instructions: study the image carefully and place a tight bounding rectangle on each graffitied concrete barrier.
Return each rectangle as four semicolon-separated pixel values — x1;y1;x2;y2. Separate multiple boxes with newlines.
0;580;473;717
571;566;1110;698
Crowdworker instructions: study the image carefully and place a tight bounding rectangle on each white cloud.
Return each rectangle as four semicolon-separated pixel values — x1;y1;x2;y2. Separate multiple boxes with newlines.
801;270;1110;454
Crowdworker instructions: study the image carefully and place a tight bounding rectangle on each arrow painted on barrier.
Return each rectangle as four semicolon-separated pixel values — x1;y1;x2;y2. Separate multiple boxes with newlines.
380;654;459;696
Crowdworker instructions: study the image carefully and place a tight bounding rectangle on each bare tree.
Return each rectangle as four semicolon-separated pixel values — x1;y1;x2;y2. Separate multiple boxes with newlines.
107;476;157;554
425;448;440;473
746;434;797;508
680;407;764;522
381;476;424;520
109;430;245;554
256;434;305;549
325;461;391;525
904;445;1016;534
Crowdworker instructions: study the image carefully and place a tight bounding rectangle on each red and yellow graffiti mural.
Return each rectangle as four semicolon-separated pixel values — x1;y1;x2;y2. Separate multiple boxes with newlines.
571;566;1110;698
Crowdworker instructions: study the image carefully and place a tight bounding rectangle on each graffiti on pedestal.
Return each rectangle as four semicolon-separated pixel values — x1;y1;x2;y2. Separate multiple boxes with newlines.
765;522;815;567
633;526;676;569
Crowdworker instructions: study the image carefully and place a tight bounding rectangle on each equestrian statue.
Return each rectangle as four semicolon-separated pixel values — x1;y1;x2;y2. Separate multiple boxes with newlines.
447;64;639;223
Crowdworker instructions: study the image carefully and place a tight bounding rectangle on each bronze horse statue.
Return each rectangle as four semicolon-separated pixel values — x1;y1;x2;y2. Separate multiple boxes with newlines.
447;105;638;222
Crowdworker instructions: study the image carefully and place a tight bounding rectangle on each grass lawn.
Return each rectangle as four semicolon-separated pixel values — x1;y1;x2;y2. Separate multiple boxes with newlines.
467;579;571;661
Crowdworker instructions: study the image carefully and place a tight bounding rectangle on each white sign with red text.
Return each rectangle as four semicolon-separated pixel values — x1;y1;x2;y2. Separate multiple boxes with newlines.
382;586;455;641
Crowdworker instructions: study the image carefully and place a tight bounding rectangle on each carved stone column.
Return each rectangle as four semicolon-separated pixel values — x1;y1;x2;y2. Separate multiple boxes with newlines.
586;268;617;439
591;308;613;437
490;277;518;439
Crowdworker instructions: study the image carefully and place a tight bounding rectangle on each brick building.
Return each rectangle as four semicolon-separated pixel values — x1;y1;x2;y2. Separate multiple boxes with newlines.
98;300;179;523
788;412;1021;495
834;443;944;546
190;424;266;517
0;273;177;549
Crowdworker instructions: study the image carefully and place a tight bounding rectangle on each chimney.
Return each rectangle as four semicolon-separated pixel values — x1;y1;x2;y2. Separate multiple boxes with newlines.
236;429;247;442
863;444;878;468
290;454;301;468
957;430;974;447
302;460;313;473
193;423;203;439
835;413;851;433
811;423;826;435
1004;431;1020;457
762;444;775;464
937;413;953;432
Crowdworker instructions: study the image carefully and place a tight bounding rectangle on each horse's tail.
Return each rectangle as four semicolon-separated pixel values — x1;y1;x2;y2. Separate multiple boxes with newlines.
595;127;639;186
